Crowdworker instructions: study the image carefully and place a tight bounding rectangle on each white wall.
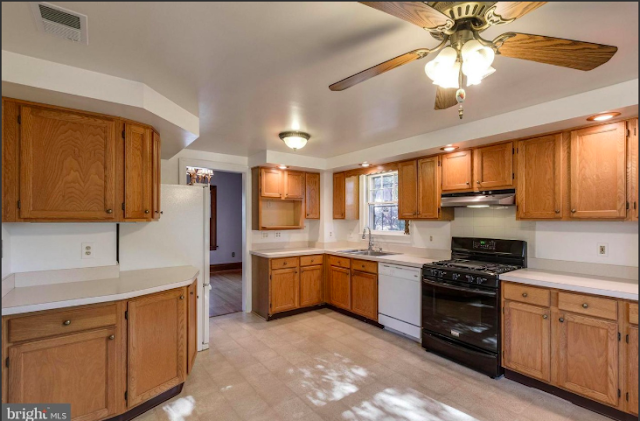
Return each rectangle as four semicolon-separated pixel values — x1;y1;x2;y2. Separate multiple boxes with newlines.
210;171;243;265
6;223;117;273
2;224;12;277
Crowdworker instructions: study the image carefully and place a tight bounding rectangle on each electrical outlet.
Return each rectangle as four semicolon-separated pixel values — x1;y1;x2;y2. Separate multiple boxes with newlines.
275;232;281;238
429;236;433;242
81;242;94;259
598;243;609;256
329;232;333;237
232;252;235;258
262;232;268;238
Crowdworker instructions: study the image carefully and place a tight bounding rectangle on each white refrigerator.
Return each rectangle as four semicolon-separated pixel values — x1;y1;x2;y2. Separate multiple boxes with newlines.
119;184;211;350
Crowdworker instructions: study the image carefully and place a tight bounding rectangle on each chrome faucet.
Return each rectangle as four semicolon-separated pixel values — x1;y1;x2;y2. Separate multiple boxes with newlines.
362;226;373;251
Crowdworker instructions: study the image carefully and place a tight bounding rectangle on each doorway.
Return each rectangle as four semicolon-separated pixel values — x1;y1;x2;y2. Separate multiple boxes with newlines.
207;171;243;317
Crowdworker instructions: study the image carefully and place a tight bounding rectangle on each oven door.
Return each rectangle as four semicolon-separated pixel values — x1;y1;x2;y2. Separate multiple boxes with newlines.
422;277;499;353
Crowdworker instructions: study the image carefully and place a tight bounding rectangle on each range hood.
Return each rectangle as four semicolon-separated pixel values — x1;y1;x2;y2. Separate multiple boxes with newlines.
441;189;516;208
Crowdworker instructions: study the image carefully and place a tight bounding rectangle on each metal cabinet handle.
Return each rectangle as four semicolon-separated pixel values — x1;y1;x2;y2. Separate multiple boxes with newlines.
542;314;548;319
571;209;576;213
109;335;115;340
559;317;564;323
145;210;150;214
63;320;71;326
466;182;470;185
476;181;480;184
155;210;159;213
160;211;163;215
106;209;113;214
555;210;560;214
582;303;588;309
522;292;528;298
190;291;194;295
180;295;185;300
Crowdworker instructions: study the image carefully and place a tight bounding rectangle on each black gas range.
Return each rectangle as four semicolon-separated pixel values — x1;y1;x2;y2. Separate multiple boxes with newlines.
421;237;526;378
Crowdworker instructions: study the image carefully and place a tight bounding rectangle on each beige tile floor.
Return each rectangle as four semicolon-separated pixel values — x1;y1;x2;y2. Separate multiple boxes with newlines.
134;309;610;421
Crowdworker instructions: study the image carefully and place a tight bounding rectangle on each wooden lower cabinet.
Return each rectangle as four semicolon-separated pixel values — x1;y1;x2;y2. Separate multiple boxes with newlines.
8;328;118;421
328;266;351;310
350;270;377;321
626;326;638;415
270;268;299;314
187;281;198;374
503;300;550;382
300;265;323;307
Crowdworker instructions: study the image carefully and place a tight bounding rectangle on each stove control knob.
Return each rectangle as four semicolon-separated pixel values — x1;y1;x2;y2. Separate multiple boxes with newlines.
465;274;474;283
439;271;447;278
452;273;460;281
477;277;487;284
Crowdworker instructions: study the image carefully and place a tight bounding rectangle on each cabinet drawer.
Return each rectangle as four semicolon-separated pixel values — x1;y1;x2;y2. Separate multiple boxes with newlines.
328;255;350;269
351;259;378;274
558;292;618;321
300;255;324;267
503;283;550;307
271;257;299;270
629;302;638;325
8;304;117;343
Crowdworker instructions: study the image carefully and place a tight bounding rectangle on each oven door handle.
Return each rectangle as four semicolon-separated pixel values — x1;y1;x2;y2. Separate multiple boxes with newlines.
422;279;497;297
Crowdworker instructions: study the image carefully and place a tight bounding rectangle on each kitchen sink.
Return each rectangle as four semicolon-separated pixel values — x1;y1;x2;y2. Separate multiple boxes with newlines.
338;249;401;257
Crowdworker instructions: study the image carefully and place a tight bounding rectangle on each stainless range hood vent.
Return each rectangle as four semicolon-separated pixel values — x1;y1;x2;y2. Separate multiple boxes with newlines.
441;189;516;208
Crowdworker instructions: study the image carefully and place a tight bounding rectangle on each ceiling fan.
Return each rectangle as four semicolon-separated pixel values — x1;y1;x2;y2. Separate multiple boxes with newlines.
329;2;618;118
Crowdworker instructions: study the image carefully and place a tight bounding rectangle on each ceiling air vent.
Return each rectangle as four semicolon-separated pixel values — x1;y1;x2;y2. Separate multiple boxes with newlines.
30;2;88;44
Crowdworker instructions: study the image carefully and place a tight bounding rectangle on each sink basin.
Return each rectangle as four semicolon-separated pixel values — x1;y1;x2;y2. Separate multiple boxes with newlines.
338;249;400;257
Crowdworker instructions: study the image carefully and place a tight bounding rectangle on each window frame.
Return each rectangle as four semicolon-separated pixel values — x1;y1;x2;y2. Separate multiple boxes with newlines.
365;171;405;234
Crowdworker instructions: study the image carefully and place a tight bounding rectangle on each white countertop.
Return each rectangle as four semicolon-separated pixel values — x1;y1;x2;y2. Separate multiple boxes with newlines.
2;266;199;316
502;269;638;301
250;248;438;268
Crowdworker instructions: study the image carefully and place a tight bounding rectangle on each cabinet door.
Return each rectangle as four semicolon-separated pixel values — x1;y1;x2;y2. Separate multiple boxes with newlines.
19;105;117;220
570;122;626;219
441;150;472;191
187;281;198;374
417;156;441;219
152;131;162;220
627;119;638;221
627;326;638;415
517;134;563;219
329;266;351;310
8;328;117;421
300;265;323;307
556;312;619;406
305;172;321;219
127;288;187;407
398;160;418;219
284;170;305;199
503;301;551;382
345;175;359;220
124;123;153;220
333;172;346;219
473;142;514;190
270;268;299;314
351;270;378;321
261;168;282;198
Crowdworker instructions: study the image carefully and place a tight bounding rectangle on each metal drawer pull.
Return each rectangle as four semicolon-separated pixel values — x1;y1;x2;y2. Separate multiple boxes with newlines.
559;317;564;323
145;210;150;214
106;209;113;214
582;303;588;309
522;292;528;298
180;295;185;300
542;314;548;319
571;209;576;213
109;335;115;340
63;320;71;326
555;210;560;214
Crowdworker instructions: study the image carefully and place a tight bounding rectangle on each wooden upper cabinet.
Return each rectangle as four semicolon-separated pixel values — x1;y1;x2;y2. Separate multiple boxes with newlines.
8;328;118;421
627;119;638;221
351;270;378;321
503;301;551;382
124;123;153;220
187;281;197;374
299;265;323;308
627;325;639;415
398;160;418;219
19;105;117;220
417;157;441;219
260;168;282;198
283;170;305;200
305;172;320;219
555;312;619;406
517;134;563;219
333;172;345;219
441;150;472;191
345;175;359;220
152;131;162;220
473;142;514;190
570;122;626;219
270;268;299;314
127;288;187;407
328;265;350;310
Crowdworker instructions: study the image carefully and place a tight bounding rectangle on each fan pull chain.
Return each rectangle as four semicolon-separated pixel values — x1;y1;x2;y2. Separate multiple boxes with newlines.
456;64;465;119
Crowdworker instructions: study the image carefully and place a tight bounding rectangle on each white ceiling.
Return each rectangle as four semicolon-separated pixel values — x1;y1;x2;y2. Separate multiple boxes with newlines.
2;2;638;158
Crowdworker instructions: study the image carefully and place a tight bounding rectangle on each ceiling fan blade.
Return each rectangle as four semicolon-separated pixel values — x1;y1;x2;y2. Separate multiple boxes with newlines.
434;87;457;110
493;2;547;21
329;49;429;91
360;2;454;31
497;33;618;71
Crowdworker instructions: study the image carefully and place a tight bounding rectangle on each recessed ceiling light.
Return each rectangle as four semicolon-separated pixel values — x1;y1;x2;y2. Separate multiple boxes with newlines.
278;165;288;170
587;112;621;122
440;145;459;152
361;162;370;167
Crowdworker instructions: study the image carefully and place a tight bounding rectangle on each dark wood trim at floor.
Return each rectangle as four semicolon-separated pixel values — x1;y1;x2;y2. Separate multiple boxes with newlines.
210;262;242;273
104;384;183;421
505;369;636;421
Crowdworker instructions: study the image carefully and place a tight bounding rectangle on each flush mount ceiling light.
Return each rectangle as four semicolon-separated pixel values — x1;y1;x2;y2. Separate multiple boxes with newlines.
330;2;618;121
279;131;310;150
441;145;459;152
278;165;288;170
361;161;371;167
587;112;621;122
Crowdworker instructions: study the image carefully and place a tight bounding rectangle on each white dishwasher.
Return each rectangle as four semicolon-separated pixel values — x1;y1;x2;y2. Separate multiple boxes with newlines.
378;263;422;341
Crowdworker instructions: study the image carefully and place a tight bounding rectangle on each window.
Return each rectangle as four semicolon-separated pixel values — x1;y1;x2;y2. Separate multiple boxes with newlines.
367;171;405;232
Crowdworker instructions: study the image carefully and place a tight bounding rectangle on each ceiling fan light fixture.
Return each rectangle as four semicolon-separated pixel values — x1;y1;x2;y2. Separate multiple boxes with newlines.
279;131;310;150
425;47;460;89
587;112;621;122
361;161;370;167
461;40;495;86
